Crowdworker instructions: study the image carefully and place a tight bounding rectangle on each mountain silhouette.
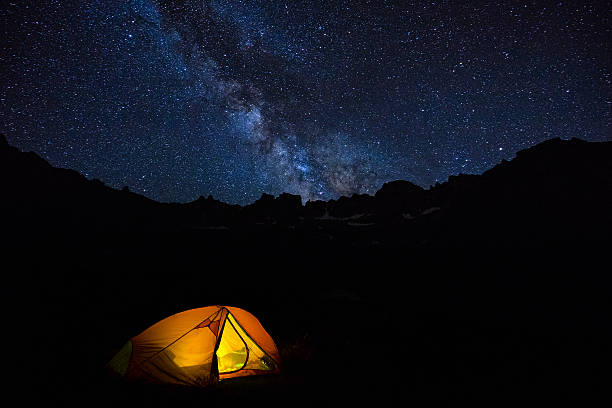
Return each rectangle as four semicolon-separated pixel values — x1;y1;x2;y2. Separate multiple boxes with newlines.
4;133;609;247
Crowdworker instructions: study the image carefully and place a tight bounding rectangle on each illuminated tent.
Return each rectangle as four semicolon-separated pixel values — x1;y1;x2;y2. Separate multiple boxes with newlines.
107;306;281;386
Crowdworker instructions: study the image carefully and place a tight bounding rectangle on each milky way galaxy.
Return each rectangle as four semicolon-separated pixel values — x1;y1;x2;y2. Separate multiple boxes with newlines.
1;1;609;204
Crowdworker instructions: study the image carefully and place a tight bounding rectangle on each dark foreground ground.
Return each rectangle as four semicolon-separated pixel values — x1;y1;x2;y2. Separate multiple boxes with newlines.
2;136;610;406
5;231;609;407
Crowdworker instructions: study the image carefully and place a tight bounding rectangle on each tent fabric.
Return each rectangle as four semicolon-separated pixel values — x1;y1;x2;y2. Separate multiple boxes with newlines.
107;340;132;377
108;305;280;386
218;313;277;379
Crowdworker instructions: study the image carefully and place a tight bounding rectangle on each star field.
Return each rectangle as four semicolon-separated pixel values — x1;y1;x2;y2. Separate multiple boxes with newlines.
1;1;610;204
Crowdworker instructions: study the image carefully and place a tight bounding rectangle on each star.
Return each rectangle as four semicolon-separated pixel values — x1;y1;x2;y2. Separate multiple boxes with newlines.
0;1;608;204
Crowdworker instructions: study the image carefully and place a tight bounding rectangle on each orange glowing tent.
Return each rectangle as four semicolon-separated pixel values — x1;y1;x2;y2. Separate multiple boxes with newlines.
107;306;281;386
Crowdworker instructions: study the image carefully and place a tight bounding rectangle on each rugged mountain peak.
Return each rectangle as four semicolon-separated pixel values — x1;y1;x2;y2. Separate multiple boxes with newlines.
375;180;425;198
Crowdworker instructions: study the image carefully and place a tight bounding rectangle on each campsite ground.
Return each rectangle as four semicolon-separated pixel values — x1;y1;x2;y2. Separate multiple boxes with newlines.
7;228;608;407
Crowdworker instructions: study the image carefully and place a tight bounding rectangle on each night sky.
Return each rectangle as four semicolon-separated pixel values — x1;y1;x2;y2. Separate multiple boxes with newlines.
1;1;609;204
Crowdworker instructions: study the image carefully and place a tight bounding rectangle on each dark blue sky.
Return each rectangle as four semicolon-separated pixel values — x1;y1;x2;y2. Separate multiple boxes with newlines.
1;1;610;204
